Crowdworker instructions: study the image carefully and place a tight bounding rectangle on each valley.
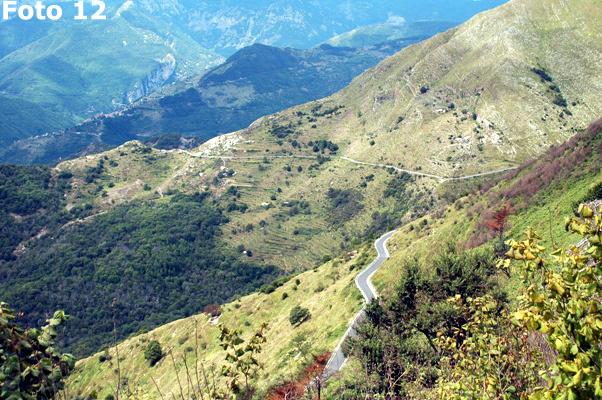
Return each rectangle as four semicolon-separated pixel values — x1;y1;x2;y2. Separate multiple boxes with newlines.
1;0;602;399
0;0;505;161
2;0;601;360
0;8;222;146
64;118;602;399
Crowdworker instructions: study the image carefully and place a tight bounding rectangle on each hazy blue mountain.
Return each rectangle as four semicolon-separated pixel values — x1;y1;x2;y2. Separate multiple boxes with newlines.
326;19;456;48
0;3;222;147
128;0;508;55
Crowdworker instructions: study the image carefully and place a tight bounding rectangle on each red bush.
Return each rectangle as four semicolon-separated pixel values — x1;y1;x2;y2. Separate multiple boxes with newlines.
268;353;330;400
203;304;222;318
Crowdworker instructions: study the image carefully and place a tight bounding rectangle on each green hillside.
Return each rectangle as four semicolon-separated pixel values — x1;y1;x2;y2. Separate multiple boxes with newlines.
1;0;601;394
0;9;221;145
33;0;601;273
64;119;602;399
324;119;602;399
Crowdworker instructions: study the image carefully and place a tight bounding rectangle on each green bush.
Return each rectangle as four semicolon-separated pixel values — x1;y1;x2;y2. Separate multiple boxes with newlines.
573;180;602;210
289;306;311;326
144;340;163;367
0;303;75;399
340;245;498;397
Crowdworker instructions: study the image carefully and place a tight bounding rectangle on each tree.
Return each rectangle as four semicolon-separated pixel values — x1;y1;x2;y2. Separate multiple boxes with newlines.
485;203;512;259
219;323;268;399
485;203;511;238
143;340;163;367
0;303;75;399
289;306;311;326
435;295;539;399
500;204;602;399
289;333;312;365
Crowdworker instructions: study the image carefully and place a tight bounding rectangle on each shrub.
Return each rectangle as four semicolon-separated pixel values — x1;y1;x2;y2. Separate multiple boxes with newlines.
98;349;112;363
0;304;75;399
326;188;364;222
435;295;539;398
573;180;602;210
500;210;602;399
531;67;553;82
289;306;311;326
144;340;164;367
219;323;268;395
203;304;222;318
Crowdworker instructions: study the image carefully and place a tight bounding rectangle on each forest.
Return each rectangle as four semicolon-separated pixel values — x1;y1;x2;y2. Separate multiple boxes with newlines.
0;170;281;356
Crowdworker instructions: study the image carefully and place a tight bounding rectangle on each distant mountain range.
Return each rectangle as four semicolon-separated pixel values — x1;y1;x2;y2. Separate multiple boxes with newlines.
0;6;222;147
0;0;506;158
326;19;455;48
125;0;507;55
0;35;448;165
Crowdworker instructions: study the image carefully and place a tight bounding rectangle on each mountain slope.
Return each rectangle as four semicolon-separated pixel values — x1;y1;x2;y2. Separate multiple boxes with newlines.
0;162;281;356
1;0;600;370
320;0;602;176
0;0;505;155
0;39;435;165
65;119;602;400
0;7;222;147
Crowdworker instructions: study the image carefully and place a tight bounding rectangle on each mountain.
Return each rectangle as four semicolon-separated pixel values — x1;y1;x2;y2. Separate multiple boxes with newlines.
64;118;602;399
0;0;504;153
1;0;600;372
318;0;602;177
128;0;508;56
0;19;54;58
0;4;222;147
326;18;456;48
0;38;441;165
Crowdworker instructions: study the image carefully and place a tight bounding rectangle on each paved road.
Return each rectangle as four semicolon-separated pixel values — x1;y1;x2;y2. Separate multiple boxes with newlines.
322;230;396;378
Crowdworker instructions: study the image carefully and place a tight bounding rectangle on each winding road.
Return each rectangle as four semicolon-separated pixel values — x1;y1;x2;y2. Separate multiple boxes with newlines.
322;230;397;378
177;149;517;182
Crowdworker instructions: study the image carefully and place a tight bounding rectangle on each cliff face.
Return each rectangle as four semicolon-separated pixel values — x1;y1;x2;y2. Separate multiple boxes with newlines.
125;54;178;104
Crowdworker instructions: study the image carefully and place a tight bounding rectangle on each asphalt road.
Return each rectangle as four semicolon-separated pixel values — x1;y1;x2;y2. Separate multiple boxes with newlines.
322;230;396;378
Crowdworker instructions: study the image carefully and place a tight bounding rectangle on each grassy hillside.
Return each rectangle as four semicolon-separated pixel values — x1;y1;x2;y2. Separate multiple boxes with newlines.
64;115;602;400
323;119;602;399
375;119;602;291
322;0;602;177
66;247;372;399
54;0;602;270
2;0;601;375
